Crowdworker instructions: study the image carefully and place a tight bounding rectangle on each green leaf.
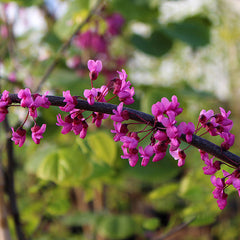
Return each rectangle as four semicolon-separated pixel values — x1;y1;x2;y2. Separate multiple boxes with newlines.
142;218;160;230
164;15;211;47
131;30;173;57
37;147;92;185
111;0;158;23
148;182;179;200
97;214;137;239
87;131;117;166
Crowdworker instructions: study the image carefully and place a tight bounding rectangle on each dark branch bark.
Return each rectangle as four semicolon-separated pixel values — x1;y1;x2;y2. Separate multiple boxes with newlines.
6;93;240;168
3;117;27;240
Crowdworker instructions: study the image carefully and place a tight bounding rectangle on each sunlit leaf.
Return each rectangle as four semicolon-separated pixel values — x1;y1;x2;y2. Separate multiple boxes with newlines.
87;131;117;166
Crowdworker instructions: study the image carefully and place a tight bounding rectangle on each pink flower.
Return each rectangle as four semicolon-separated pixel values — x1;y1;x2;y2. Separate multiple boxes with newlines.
96;85;108;102
215;107;233;132
84;88;98;105
220;132;235;150
31;124;46;144
18;88;33;107
92;112;109;127
152;142;168;162
114;69;135;105
111;122;128;141
151;96;182;123
177;122;195;143
0;90;11;122
59;90;77;112
56;114;73;134
79;120;88;139
169;148;186;167
139;145;154;166
199;109;214;127
29;92;51;119
39;91;51;108
121;146;139;167
210;175;228;209
120;135;139;149
106;13;125;36
87;60;102;81
111;102;129;122
11;127;26;147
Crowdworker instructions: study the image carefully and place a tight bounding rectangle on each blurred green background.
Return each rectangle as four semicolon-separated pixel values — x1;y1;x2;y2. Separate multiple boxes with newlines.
1;0;240;239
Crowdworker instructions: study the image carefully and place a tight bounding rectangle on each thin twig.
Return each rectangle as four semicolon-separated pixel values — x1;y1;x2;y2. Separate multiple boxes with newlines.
5;93;240;168
3;117;27;240
0;163;11;240
34;0;104;92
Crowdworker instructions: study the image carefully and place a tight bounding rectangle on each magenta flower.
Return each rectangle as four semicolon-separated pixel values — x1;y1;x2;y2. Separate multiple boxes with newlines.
72;118;83;135
0;90;11;122
199;109;214;127
114;69;135;105
31;124;46;144
84;88;98;105
169;148;186;167
96;85;108;102
111;102;129;122
151;96;182;123
79;120;88;139
139;145;154;166
74;31;92;49
111;122;128;141
92;112;109;127
154;130;168;142
18;88;33;107
152;142;168;162
210;175;228;209
120;135;139;149
11;127;26;147
220;132;235;150
121;146;139;167
118;87;135;105
59;90;77;112
106;13;125;36
215;107;233;132
0;107;8;122
177;121;195;143
87;60;102;81
56;114;73;134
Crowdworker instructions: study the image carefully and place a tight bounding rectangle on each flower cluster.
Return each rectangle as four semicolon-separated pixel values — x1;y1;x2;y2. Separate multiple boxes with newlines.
67;11;126;81
110;95;195;167
1;58;239;211
0;88;50;146
57;59;134;139
197;108;236;209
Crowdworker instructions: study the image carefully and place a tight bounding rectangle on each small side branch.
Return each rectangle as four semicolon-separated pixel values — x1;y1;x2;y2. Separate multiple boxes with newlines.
3;117;26;240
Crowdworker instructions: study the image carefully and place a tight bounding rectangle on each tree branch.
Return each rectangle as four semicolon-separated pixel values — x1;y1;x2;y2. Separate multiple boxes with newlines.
3;116;26;240
6;93;240;168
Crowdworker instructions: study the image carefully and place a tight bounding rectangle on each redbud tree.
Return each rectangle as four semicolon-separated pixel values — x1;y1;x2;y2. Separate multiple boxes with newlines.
1;1;240;240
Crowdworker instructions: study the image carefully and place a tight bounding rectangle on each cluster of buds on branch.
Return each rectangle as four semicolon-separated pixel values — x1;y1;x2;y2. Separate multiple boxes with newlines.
0;59;239;210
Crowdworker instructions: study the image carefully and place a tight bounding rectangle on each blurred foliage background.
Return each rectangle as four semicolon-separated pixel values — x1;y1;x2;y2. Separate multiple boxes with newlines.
1;0;240;239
